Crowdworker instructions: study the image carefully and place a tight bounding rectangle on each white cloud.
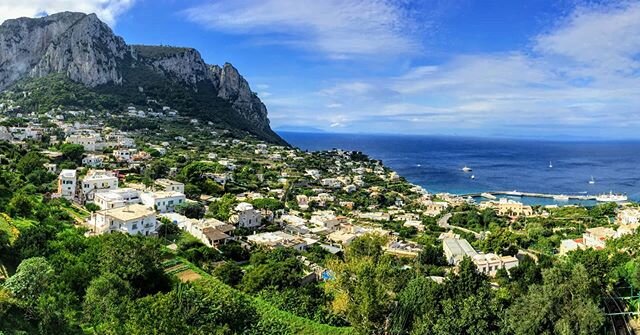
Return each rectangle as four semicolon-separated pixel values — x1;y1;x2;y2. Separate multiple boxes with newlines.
182;0;420;58
269;1;640;137
0;0;136;26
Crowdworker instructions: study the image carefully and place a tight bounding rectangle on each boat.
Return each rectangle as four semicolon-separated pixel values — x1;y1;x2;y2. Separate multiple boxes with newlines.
549;161;553;168
589;176;595;185
470;175;475;179
595;191;627;202
481;192;496;200
553;194;569;201
462;165;472;172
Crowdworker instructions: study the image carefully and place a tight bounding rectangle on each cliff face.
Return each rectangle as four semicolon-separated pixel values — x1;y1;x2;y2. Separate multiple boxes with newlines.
0;12;284;144
210;63;270;130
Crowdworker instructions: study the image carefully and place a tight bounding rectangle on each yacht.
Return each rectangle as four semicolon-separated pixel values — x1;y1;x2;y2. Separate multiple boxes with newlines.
553;194;569;201
589;176;595;185
595;191;627;202
462;165;472;172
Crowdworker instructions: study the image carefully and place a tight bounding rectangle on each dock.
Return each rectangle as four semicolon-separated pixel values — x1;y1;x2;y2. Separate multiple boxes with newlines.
462;190;597;201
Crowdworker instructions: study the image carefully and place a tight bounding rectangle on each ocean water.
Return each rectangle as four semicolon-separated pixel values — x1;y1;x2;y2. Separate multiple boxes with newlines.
279;132;640;204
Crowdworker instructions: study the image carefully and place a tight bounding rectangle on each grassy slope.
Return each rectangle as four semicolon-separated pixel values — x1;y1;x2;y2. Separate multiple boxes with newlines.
169;256;355;335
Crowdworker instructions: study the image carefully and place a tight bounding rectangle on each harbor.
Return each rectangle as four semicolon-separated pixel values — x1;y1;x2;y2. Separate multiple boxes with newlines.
463;190;598;201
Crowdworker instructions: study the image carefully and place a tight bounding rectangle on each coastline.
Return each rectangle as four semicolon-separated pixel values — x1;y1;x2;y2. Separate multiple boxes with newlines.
279;131;639;205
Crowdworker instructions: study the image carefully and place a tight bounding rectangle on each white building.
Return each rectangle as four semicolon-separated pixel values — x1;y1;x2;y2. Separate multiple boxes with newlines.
81;170;119;201
140;191;186;213
310;212;341;232
90;204;156;235
154;179;184;193
230;202;262;228
57;169;77;200
247;231;310;251
44;163;57;174
113;149;136;163
442;237;518;276
66;133;103;152
93;188;141;210
82;154;104;168
618;208;640;225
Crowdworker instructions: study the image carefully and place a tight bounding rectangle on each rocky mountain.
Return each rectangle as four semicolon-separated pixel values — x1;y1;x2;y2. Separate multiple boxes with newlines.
0;12;285;144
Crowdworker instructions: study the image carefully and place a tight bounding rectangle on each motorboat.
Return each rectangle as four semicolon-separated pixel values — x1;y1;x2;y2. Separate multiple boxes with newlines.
462;166;472;172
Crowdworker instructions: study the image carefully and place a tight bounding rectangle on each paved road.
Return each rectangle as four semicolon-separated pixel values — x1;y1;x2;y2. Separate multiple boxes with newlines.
438;212;482;239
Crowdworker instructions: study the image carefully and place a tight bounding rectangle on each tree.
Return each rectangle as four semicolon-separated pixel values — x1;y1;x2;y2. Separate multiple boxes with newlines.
84;203;100;212
389;276;441;334
83;273;133;328
60;143;85;164
91;233;170;296
16;151;44;175
506;262;604;335
213;261;244;287
207;194;237;221
4;257;54;307
242;248;303;293
7;192;35;218
251;198;284;212
175;201;205;219
13;223;57;259
326;234;399;334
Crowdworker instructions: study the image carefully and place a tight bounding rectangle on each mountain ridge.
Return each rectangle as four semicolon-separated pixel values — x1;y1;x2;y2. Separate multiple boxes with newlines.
0;12;286;145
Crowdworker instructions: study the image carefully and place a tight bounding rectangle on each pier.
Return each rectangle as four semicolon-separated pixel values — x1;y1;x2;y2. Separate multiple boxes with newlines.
461;190;597;201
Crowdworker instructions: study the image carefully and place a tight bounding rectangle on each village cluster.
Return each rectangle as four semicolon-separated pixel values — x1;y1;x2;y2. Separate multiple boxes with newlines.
3;104;640;280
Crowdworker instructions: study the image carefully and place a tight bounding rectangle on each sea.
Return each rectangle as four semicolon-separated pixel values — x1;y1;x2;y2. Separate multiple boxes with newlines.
279;132;640;206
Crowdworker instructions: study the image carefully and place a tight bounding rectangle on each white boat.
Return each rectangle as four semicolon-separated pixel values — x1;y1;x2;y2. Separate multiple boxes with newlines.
549;161;553;168
595;191;627;202
462;166;472;172
481;192;496;200
589;176;595;185
470;175;475;179
553;194;569;201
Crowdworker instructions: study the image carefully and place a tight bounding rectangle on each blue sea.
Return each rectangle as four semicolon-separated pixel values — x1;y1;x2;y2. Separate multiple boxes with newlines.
279;132;640;205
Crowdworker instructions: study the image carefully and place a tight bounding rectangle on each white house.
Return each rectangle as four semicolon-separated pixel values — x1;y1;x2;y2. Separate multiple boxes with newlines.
93;188;141;210
82;154;104;168
442;237;518;276
140;191;186;213
90;204;156;236
247;231;310;251
66;133;103;152
57;169;77;200
113;149;136;163
81;170;119;201
154;179;184;193
230;202;262;228
618;208;640;225
44;163;57;174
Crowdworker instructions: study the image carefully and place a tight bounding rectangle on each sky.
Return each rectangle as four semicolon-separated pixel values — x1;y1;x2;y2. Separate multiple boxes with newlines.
2;0;640;139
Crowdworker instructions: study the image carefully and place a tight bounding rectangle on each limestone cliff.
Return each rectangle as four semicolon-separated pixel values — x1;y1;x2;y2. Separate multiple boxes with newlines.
0;12;285;144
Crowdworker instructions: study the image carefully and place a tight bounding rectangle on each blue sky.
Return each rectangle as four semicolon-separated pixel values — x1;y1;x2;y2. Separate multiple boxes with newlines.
3;0;640;139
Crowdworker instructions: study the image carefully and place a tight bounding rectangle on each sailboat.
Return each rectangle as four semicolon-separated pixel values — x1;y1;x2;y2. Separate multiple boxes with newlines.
548;161;553;168
589;176;595;185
